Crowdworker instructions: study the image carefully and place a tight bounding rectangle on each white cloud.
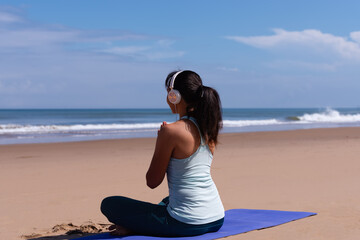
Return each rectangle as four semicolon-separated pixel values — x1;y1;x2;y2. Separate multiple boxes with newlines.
350;31;360;43
100;44;185;60
146;50;185;60
0;9;183;62
156;39;176;47
0;29;80;48
0;26;149;49
225;29;360;60
102;46;150;55
217;67;239;72
0;11;22;23
78;31;148;42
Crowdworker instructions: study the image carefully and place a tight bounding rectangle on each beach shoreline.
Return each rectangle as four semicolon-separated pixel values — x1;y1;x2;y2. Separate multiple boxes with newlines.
2;107;360;146
1;127;360;239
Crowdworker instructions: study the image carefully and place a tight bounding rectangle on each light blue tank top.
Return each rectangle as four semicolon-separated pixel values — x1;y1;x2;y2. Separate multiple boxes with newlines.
166;116;225;224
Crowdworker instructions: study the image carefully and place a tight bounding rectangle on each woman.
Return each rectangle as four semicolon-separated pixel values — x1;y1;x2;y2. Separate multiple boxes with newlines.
101;70;224;237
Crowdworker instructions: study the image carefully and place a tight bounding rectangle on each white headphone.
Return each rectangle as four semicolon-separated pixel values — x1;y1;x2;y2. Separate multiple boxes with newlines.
168;70;184;105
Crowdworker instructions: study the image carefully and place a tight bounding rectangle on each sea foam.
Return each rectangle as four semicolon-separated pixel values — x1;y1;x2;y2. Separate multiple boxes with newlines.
222;108;360;128
297;108;360;123
222;119;281;127
0;123;163;134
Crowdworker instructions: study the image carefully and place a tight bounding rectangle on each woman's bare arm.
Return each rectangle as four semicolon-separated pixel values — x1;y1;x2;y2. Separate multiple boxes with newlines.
146;123;175;189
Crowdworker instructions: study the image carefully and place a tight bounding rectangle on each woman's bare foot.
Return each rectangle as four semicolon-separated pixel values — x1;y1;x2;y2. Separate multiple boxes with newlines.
109;224;133;236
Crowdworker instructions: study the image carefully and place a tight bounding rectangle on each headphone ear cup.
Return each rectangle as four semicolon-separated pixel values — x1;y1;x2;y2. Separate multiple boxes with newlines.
168;89;181;104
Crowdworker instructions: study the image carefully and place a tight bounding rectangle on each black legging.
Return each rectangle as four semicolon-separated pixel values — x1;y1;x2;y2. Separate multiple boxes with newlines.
100;196;224;237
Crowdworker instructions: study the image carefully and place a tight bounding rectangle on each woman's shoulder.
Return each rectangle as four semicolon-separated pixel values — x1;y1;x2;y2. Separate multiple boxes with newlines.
160;120;202;159
159;120;197;144
156;121;178;140
159;120;187;137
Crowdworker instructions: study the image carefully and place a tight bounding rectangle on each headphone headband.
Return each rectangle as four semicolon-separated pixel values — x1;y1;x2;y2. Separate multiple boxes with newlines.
169;70;184;89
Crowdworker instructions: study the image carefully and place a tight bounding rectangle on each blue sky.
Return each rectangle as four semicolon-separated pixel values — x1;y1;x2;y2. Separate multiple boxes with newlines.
0;0;360;108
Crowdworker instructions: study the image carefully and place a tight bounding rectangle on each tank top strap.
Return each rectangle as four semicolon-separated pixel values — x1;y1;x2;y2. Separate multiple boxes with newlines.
180;116;204;145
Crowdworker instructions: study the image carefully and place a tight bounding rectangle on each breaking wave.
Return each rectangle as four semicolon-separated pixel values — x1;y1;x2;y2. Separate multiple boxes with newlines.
0;123;163;134
222;108;360;128
297;108;360;123
222;119;282;127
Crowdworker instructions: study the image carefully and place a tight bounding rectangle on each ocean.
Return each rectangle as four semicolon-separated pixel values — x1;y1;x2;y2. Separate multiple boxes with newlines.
1;108;360;145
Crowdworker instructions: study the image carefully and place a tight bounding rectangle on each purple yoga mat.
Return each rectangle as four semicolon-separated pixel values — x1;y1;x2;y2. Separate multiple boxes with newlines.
75;208;316;240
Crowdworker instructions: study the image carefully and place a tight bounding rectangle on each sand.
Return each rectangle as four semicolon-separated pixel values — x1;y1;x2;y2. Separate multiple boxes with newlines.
1;127;360;240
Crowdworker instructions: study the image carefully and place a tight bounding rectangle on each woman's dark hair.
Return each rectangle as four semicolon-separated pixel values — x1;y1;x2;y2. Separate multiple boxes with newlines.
165;70;222;145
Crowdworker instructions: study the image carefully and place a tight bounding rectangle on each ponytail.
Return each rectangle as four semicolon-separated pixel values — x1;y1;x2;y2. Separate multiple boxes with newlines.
193;86;222;145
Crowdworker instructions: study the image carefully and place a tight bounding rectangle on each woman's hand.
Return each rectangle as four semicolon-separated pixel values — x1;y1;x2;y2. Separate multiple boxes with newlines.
158;121;167;135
